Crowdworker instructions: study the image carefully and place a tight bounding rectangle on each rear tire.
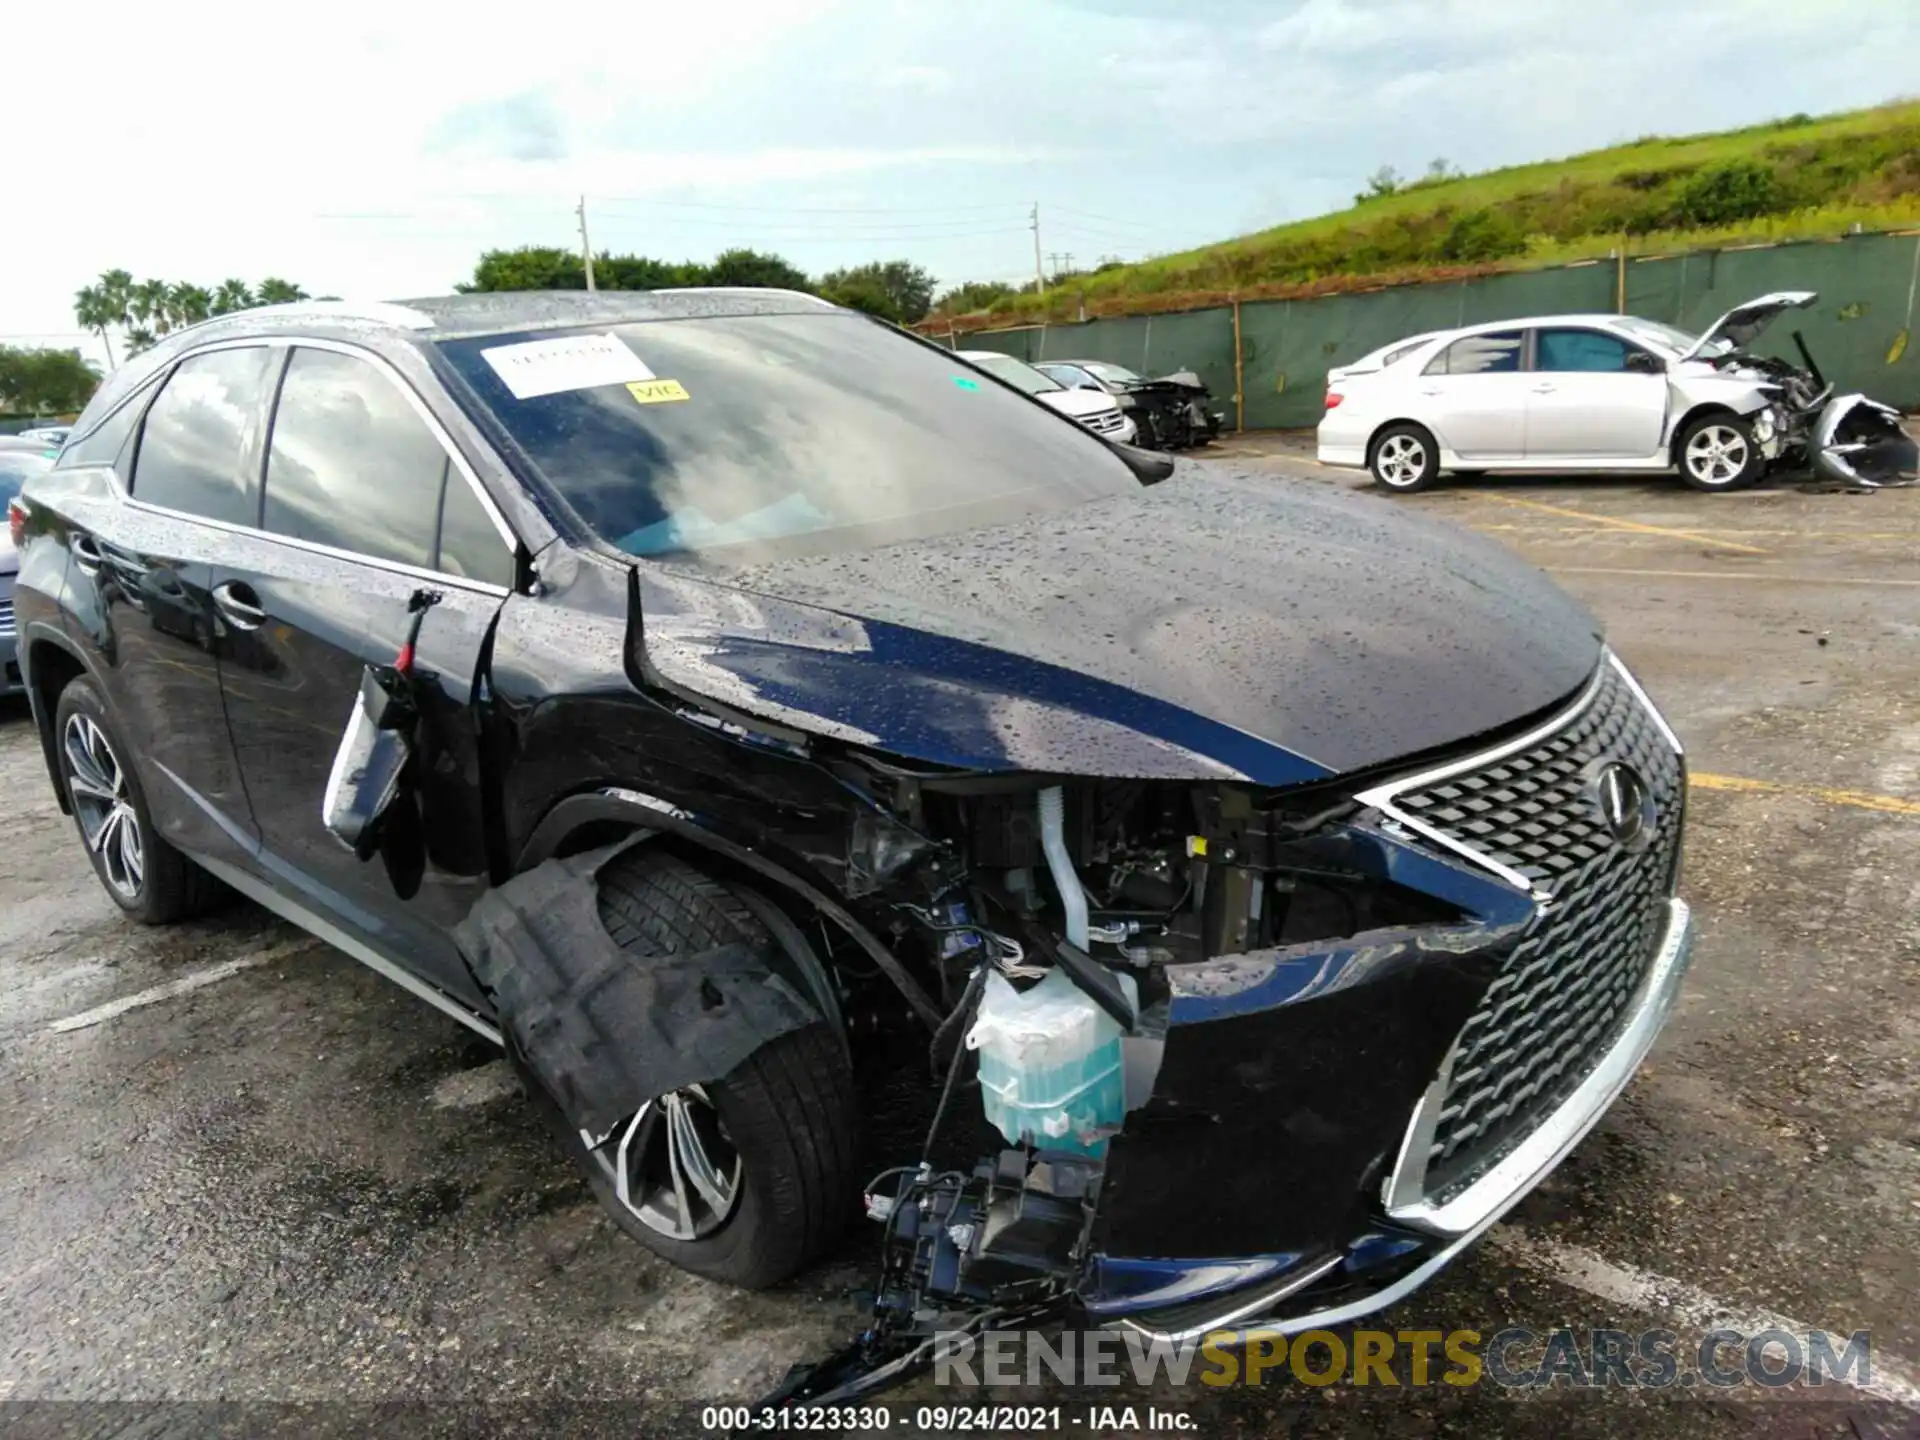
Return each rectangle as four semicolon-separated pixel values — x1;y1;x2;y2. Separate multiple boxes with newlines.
53;678;224;924
1369;423;1441;493
1676;414;1763;492
522;849;857;1289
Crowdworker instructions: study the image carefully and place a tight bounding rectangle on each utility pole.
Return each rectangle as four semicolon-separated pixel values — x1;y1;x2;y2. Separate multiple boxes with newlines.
1030;203;1045;302
1047;251;1074;279
577;195;597;291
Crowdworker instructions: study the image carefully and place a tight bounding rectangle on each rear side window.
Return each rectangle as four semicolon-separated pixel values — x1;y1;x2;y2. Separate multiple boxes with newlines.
263;348;449;570
1534;328;1637;373
1425;330;1523;375
130;348;275;524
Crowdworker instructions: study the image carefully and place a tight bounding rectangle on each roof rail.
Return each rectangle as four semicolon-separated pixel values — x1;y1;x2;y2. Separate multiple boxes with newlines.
238;300;439;329
653;286;836;308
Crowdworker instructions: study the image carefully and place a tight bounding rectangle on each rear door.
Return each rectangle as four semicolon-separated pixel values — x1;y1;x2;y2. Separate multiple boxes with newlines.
52;346;276;863
1524;327;1666;459
211;342;519;1005
1414;329;1528;459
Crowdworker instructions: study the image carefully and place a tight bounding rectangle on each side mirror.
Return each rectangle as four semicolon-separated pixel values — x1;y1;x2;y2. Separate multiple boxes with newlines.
1625;351;1665;375
1105;438;1175;486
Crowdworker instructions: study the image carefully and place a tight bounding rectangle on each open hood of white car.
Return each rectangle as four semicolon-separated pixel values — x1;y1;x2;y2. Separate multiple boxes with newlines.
1680;291;1818;361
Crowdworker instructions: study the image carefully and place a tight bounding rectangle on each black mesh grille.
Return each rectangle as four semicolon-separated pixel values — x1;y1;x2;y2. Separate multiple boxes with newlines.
1392;661;1684;1198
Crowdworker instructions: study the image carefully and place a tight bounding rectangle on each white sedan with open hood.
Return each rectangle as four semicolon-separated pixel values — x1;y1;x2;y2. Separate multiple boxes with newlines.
1318;292;1917;494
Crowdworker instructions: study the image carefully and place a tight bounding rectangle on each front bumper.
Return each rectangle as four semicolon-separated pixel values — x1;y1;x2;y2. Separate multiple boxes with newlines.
1110;896;1693;1342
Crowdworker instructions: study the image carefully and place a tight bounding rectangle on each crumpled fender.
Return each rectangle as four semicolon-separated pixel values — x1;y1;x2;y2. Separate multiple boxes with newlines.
454;837;818;1138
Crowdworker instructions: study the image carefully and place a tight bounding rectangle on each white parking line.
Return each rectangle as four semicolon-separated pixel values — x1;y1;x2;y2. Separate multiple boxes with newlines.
1489;1226;1920;1405
46;940;315;1034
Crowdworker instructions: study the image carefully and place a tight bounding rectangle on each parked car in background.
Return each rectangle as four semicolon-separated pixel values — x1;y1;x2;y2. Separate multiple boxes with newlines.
16;293;1689;1406
956;349;1137;443
1034;359;1223;450
18;425;72;447
0;437;56;694
1318;291;1914;494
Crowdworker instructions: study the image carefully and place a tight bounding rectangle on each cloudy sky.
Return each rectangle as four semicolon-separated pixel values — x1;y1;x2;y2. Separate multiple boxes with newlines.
7;0;1913;367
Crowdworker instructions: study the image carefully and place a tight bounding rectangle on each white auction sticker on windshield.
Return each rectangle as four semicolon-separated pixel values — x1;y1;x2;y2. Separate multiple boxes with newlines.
480;333;655;400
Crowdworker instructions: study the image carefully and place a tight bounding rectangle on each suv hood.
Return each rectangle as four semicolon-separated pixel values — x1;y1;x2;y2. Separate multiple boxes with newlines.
1679;290;1818;361
634;466;1601;787
1037;389;1122;421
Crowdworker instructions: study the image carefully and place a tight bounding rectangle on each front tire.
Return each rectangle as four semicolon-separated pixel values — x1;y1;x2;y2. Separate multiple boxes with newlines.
1370;423;1441;493
1677;414;1763;492
54;678;222;924
524;849;857;1289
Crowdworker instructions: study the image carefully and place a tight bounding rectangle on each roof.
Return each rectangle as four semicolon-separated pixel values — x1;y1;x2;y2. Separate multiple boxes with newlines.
395;288;836;338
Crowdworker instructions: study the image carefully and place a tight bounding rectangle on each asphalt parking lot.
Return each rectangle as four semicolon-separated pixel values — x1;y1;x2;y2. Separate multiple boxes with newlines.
2;444;1917;1439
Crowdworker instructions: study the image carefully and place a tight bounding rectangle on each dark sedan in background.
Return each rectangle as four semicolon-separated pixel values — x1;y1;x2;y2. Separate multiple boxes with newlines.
0;436;56;694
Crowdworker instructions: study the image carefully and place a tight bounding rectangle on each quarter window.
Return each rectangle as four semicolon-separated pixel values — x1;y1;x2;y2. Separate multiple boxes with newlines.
1534;328;1639;373
435;464;515;587
263;348;447;569
129;348;275;524
58;376;160;476
1425;331;1523;375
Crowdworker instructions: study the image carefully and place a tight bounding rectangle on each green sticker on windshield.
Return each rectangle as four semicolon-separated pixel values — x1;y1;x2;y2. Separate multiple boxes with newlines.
952;375;980;391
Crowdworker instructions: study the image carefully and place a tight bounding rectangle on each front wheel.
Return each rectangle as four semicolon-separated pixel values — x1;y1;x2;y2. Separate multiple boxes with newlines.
1370;423;1441;493
1677;414;1763;492
522;849;857;1288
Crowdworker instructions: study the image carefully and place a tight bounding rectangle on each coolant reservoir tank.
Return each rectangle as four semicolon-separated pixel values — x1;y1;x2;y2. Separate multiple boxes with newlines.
967;967;1135;1157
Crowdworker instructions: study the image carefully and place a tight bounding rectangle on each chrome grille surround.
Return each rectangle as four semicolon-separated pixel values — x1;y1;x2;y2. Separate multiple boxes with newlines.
1362;650;1688;1233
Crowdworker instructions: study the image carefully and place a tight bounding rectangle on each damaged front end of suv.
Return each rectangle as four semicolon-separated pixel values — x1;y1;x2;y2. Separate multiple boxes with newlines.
757;650;1691;1402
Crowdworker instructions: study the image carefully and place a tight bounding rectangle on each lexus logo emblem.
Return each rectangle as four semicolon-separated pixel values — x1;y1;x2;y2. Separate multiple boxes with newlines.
1590;762;1654;848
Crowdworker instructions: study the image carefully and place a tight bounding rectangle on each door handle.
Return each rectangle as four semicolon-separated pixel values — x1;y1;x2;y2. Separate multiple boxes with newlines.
70;533;102;575
1531;383;1557;393
1419;386;1443;396
212;580;266;631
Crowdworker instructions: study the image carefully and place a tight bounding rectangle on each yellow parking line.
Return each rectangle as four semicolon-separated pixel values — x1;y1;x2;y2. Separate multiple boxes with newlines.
1692;772;1920;817
1472;494;1770;555
1474;524;1920;541
1550;566;1920;587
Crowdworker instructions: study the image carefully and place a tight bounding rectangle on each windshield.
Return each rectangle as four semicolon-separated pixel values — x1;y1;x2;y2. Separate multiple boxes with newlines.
1616;316;1726;357
962;351;1061;395
0;449;52;500
1082;361;1141;384
438;313;1138;564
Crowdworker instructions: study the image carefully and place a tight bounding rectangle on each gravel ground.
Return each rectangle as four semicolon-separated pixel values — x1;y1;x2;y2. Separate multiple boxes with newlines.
1;451;1916;1438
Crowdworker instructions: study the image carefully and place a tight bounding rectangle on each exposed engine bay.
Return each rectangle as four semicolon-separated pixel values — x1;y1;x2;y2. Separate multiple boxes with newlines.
762;769;1488;1406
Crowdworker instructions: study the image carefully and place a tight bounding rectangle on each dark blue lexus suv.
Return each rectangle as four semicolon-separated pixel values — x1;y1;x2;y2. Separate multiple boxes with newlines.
12;291;1691;1392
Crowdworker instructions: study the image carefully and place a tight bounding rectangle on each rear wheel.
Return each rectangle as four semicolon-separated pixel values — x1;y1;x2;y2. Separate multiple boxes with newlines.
1677;414;1763;492
522;849;857;1288
1370;423;1441;493
54;678;223;924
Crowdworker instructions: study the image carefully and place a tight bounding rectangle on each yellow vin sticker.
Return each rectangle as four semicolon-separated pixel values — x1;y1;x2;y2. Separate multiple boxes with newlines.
627;379;690;405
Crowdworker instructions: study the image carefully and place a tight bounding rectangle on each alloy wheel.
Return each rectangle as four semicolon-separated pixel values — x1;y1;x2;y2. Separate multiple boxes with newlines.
62;713;144;901
583;1085;742;1240
1684;424;1749;486
1375;433;1428;487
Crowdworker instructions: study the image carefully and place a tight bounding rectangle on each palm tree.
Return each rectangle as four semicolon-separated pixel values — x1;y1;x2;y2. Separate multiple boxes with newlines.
168;283;213;328
130;279;172;338
255;278;309;306
72;269;135;367
210;279;254;316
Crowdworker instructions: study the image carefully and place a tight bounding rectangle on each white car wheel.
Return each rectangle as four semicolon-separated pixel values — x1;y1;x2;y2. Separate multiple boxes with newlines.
1678;417;1762;492
1369;426;1439;493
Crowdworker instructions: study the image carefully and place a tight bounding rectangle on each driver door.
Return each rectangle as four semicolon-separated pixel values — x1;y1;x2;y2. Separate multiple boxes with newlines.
1524;327;1666;459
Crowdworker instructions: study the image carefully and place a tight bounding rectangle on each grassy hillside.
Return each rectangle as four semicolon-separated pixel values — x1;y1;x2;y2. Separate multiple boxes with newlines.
941;101;1920;329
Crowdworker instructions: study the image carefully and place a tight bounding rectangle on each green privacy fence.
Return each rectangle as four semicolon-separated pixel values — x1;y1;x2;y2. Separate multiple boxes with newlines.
951;230;1920;431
